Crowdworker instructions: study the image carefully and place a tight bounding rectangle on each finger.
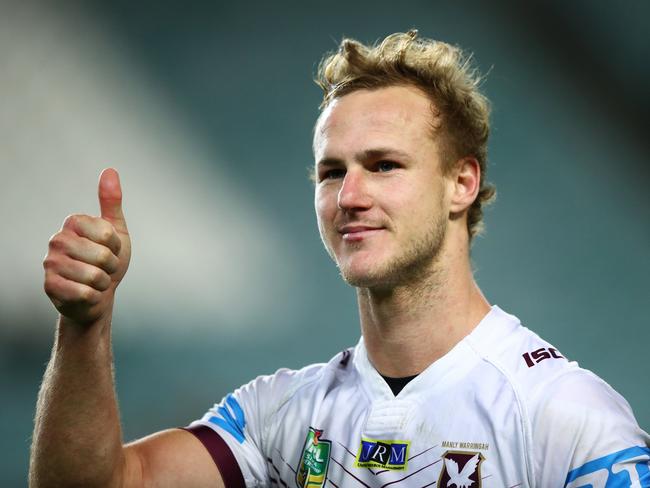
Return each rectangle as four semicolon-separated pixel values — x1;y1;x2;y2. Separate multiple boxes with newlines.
98;168;128;234
44;272;102;307
47;255;112;292
50;234;119;274
62;214;121;255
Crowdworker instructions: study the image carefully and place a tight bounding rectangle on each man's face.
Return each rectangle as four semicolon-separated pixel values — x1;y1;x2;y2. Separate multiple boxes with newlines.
313;85;452;288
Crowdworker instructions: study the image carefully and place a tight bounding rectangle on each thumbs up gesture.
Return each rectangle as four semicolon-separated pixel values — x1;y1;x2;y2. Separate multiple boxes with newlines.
44;169;132;326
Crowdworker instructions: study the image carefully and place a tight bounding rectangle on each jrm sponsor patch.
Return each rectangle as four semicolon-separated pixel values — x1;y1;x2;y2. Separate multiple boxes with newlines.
355;438;410;470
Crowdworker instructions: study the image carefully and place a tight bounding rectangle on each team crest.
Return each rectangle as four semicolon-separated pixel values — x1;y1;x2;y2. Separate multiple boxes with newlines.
296;427;331;488
438;450;485;488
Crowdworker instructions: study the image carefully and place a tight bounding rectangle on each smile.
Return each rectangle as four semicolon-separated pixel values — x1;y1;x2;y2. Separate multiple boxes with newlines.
338;226;385;242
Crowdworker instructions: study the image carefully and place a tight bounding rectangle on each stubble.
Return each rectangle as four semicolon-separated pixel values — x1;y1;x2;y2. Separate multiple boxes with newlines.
342;206;448;293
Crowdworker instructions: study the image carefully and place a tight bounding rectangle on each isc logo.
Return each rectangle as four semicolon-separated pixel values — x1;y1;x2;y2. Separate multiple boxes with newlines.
522;347;564;368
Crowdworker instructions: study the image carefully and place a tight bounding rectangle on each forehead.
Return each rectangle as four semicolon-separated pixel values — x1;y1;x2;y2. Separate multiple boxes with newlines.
313;85;437;157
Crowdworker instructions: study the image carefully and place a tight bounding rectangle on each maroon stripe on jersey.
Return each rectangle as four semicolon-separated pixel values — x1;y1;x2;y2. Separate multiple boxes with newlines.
183;425;245;488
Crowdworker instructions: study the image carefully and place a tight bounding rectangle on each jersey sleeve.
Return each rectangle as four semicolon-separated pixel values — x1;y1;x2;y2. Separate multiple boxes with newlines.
185;368;300;487
531;369;650;487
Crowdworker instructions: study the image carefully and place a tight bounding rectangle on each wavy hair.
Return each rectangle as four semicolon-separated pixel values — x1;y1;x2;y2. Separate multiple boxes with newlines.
315;30;496;239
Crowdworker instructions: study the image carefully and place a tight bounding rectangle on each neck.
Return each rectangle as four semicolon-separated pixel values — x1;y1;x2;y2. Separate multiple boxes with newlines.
357;231;490;377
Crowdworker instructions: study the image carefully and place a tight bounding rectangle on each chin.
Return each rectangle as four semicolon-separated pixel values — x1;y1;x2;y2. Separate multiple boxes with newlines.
341;272;379;288
335;246;407;288
338;246;441;290
338;261;397;289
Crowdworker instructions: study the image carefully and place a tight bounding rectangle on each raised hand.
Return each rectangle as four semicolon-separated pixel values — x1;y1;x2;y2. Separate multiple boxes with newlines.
43;168;132;326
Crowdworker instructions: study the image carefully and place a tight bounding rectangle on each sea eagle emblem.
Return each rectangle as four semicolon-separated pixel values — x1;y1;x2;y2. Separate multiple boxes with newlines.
438;451;485;488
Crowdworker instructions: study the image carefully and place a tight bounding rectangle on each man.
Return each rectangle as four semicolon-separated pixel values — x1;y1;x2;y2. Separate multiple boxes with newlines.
30;31;649;488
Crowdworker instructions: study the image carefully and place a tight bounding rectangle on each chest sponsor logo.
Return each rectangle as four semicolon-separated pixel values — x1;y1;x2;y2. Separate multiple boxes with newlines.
355;438;410;470
296;427;331;488
438;450;485;488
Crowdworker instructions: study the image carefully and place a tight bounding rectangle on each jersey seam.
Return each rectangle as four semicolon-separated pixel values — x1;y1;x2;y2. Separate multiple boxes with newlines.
465;339;536;488
260;362;331;458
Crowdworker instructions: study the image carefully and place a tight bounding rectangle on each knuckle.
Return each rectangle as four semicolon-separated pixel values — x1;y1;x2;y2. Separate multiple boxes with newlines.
42;255;57;270
62;213;81;229
43;276;56;297
89;289;102;305
89;267;101;285
99;227;113;244
96;247;112;267
43;273;65;300
91;268;108;288
48;232;65;251
49;233;78;259
78;285;97;303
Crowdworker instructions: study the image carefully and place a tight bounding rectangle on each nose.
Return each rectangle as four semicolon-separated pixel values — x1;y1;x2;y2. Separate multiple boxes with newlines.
337;169;372;211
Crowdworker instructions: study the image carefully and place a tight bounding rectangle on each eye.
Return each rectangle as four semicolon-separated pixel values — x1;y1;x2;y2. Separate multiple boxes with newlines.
320;168;346;181
376;160;399;172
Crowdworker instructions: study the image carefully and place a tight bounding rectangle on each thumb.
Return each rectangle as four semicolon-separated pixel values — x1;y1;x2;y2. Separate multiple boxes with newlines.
98;168;128;234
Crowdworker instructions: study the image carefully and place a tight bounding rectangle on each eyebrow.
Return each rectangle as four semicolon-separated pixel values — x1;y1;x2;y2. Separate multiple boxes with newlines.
360;148;412;162
316;147;412;167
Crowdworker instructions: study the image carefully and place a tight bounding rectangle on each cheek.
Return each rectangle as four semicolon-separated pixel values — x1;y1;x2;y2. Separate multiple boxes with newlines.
314;188;337;222
387;179;445;228
407;173;446;205
314;192;333;244
314;191;339;255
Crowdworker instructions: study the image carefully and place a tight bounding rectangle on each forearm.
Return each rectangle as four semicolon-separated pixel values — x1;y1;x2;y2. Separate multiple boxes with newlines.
30;314;125;488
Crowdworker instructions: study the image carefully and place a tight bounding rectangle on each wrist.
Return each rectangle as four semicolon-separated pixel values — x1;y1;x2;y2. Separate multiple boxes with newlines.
57;307;114;348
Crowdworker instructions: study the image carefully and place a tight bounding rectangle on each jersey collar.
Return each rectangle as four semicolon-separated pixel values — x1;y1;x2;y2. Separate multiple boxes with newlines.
353;305;521;403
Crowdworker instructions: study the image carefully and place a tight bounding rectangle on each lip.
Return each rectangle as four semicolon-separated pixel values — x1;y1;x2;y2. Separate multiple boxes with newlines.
338;225;384;241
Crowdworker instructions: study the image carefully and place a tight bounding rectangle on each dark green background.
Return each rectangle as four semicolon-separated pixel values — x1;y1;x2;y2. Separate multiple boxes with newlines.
1;1;648;486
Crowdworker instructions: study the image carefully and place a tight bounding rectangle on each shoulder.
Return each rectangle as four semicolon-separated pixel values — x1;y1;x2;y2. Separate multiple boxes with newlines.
469;307;641;425
234;346;357;413
530;367;644;443
186;347;360;487
530;368;650;486
465;306;579;402
467;307;649;485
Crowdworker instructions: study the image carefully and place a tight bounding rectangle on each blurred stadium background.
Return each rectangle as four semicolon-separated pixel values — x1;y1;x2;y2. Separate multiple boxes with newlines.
1;0;648;485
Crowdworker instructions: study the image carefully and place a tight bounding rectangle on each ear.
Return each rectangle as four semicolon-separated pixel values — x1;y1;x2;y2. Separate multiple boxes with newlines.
449;157;480;214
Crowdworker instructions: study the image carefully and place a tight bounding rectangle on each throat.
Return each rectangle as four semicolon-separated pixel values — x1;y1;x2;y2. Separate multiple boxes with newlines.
381;373;418;396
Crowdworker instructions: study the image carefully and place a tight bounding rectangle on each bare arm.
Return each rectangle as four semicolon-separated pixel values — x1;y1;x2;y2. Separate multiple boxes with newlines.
29;169;224;488
124;430;224;488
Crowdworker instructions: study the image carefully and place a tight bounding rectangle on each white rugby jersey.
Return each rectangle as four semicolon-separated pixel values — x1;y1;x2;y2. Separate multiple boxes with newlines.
187;306;650;487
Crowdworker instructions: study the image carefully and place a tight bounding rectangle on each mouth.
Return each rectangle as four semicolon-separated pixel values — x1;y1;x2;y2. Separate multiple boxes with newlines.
338;225;385;242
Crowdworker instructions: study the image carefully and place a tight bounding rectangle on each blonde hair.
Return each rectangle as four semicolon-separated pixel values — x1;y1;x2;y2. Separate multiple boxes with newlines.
315;30;496;239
